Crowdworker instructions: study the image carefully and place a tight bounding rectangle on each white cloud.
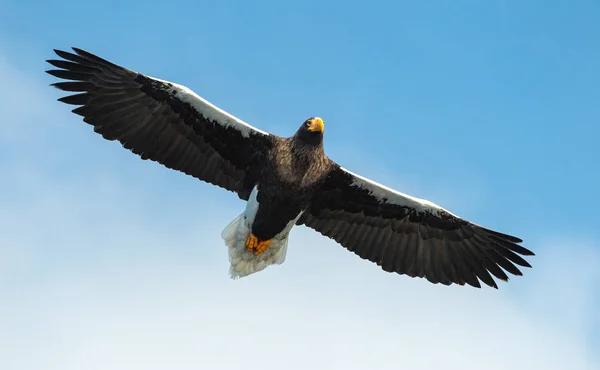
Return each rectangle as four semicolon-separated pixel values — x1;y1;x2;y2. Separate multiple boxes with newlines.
1;45;598;370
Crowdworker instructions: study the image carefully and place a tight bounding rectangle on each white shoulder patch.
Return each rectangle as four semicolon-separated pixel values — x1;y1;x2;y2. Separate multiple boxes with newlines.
340;167;457;217
146;75;270;138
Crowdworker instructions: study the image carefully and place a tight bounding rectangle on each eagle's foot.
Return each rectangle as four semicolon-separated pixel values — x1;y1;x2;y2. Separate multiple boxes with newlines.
245;233;272;256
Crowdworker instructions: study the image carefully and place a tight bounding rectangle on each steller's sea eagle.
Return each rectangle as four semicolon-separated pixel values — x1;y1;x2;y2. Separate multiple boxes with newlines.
46;47;534;288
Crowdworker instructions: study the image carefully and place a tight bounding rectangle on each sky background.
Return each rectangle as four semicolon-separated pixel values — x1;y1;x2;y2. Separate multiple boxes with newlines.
1;0;599;369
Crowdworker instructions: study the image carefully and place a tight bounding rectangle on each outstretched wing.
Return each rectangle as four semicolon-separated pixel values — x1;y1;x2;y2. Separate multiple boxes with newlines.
46;47;275;200
298;165;534;288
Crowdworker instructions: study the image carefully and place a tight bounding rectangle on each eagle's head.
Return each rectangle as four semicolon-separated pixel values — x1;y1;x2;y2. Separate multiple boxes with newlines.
295;117;325;145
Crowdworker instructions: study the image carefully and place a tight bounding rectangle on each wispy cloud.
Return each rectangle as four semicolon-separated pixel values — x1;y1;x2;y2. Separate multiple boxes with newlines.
1;45;598;370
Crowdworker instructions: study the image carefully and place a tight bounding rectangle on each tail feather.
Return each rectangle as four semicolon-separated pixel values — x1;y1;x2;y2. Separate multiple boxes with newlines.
273;237;289;265
221;213;243;249
221;213;290;279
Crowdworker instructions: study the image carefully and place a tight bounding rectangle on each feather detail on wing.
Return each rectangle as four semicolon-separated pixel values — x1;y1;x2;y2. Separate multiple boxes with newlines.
46;47;274;200
298;165;534;288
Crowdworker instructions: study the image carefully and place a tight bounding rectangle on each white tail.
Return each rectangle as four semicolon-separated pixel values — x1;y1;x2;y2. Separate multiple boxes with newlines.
221;212;290;279
221;186;301;279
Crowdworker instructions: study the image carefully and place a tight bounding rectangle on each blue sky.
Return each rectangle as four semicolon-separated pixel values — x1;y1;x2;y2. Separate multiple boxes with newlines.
0;0;599;369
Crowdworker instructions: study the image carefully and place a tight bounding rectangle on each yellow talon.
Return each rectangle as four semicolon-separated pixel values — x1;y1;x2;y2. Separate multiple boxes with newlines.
246;233;258;251
245;233;272;256
253;239;271;256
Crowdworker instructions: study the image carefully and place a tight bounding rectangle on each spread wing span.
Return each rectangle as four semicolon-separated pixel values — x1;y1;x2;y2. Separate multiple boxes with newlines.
298;165;534;288
46;48;274;200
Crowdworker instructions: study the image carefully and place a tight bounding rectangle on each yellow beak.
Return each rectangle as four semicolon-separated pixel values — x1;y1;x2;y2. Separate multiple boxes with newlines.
308;117;325;133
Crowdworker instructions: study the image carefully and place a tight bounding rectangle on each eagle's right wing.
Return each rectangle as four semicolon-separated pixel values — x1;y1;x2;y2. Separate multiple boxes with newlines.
47;47;275;200
299;165;534;288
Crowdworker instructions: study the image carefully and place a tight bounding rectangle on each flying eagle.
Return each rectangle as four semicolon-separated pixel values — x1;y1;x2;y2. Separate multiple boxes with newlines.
46;47;534;288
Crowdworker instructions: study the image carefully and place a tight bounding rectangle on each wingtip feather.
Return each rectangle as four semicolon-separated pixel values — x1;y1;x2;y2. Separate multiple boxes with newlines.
72;46;86;54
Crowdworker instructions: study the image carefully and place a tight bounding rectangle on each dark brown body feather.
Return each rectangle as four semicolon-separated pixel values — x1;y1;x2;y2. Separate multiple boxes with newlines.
252;130;333;240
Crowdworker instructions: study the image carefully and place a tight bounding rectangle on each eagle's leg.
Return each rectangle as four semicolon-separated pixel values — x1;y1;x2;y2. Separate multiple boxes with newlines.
245;233;272;256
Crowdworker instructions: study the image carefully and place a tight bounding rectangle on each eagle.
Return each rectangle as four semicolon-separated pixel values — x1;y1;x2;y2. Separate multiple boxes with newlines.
46;47;534;288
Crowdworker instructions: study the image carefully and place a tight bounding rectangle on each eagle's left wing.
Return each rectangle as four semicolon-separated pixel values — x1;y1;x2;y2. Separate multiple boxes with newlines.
298;165;534;288
46;48;275;200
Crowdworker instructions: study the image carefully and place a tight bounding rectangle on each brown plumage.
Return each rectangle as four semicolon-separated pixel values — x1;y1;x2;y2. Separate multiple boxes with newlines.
46;47;534;287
